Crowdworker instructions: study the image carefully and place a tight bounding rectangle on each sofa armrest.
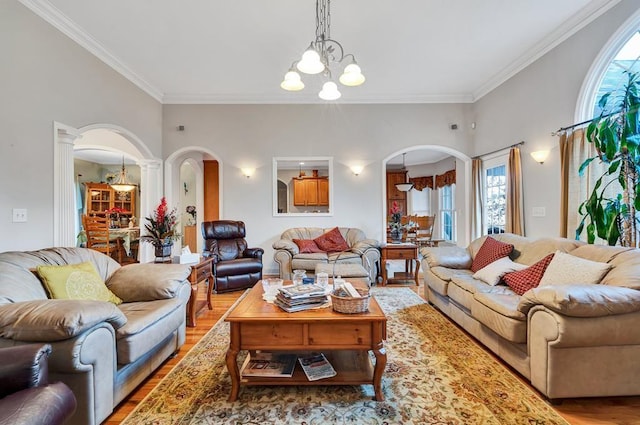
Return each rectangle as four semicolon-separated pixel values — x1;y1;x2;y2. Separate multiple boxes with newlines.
272;239;299;256
350;238;380;255
0;300;127;342
0;344;51;398
106;263;191;302
244;247;264;260
518;284;640;317
420;246;472;269
0;381;76;425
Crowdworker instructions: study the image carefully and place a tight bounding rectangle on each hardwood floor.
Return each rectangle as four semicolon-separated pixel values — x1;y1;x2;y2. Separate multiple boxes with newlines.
104;279;640;425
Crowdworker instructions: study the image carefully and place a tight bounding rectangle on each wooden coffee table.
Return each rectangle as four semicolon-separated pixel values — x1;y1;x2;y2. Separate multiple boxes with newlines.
225;282;387;402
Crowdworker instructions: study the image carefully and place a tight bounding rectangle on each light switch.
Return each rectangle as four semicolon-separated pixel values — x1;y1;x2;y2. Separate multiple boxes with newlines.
532;207;546;217
12;209;27;222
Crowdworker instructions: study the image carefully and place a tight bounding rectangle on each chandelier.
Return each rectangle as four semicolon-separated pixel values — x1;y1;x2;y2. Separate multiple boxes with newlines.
110;157;136;192
395;153;414;192
280;0;365;100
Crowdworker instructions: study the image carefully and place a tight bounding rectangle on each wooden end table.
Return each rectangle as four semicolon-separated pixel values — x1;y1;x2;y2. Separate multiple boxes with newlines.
225;282;387;402
172;257;213;327
380;243;420;286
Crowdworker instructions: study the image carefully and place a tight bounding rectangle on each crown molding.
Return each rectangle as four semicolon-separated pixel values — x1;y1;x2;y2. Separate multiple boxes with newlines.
19;0;164;102
472;0;621;102
161;92;475;105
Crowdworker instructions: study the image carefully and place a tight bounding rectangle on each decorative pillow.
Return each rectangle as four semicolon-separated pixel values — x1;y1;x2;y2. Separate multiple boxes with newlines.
473;256;527;286
293;239;324;253
36;262;122;305
314;227;349;252
503;253;555;296
470;236;514;272
539;250;612;287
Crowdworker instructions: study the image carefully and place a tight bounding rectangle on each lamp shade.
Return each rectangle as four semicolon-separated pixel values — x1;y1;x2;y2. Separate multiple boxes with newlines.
280;71;304;91
339;63;366;86
319;81;341;100
395;182;414;192
296;48;325;74
530;150;550;164
110;158;136;192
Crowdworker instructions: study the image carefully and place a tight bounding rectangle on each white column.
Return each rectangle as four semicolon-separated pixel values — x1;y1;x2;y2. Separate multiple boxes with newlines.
138;158;163;263
54;122;81;247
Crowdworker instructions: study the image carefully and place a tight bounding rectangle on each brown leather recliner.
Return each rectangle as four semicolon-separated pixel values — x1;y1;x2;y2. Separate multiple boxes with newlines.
202;220;264;293
0;344;77;425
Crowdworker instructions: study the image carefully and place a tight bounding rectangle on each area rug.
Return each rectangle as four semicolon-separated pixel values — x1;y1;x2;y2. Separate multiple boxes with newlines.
123;287;568;425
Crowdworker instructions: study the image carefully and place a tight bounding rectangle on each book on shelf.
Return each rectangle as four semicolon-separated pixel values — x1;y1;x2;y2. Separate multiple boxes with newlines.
298;353;337;381
240;352;297;378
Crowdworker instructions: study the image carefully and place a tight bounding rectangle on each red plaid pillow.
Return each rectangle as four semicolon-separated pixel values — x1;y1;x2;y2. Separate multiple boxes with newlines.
470;237;514;272
314;227;349;252
293;239;324;253
503;253;555;296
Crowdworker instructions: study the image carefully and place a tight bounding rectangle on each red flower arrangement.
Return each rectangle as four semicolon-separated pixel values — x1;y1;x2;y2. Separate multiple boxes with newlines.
140;197;179;245
105;206;125;215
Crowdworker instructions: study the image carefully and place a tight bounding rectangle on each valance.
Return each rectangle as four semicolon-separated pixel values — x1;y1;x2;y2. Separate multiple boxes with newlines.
435;169;456;189
409;176;433;191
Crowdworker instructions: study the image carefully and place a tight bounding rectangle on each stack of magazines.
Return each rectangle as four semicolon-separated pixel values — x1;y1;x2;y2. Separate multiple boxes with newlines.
274;284;329;312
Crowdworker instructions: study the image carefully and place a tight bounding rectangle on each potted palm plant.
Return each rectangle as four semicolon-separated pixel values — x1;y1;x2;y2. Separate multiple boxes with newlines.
577;71;640;247
141;197;180;261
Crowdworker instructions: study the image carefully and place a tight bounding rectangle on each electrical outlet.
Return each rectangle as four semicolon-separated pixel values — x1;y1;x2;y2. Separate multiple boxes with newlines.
532;207;546;217
12;209;27;222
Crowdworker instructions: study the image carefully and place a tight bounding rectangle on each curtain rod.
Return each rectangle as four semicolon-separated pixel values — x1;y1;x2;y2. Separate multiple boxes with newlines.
553;109;623;135
473;141;524;159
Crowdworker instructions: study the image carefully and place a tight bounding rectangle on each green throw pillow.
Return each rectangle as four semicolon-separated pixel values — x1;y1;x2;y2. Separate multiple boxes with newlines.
37;261;122;305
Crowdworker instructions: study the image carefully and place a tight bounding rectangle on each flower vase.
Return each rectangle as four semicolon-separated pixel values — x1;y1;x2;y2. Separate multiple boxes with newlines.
154;241;173;263
390;229;403;243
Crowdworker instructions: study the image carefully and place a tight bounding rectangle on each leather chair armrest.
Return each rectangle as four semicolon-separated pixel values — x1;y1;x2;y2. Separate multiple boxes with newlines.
0;344;52;398
244;247;264;260
203;251;220;263
0;382;77;425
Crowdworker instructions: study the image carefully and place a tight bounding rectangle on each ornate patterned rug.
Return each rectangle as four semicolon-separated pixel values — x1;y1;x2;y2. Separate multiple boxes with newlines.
123;287;568;425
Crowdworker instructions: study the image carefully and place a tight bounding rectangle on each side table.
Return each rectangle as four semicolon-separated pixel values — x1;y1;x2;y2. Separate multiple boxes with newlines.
380;243;420;286
179;257;214;327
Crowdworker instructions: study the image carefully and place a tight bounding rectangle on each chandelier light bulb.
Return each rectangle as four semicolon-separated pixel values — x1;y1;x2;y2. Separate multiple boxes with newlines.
280;70;305;91
296;48;325;74
319;81;341;100
339;63;366;86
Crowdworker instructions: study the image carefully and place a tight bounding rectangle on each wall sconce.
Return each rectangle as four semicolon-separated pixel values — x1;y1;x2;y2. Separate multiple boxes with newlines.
241;168;254;178
530;150;550;164
350;165;364;176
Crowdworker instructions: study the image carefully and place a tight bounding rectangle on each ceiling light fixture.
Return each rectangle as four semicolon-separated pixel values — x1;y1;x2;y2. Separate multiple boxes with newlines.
280;0;365;100
110;157;136;192
395;153;414;192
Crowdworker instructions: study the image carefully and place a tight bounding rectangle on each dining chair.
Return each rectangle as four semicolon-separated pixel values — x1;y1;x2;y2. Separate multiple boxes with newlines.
82;214;123;264
414;215;436;247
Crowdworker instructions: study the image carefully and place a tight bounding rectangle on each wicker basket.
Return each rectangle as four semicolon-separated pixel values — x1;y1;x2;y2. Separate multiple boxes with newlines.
330;287;370;314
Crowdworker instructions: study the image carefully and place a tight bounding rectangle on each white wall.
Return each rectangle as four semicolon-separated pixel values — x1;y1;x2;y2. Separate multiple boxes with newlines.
471;0;639;238
0;1;162;251
163;104;473;274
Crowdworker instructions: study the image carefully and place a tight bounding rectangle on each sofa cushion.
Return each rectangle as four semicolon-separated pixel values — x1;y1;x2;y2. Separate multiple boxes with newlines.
116;298;185;364
421;246;472;269
293;239;324;253
449;275;514;310
515;237;581;266
106;264;191;302
539;251;611;286
430;266;473;282
470;237;514;272
36;262;122;305
602;249;640;289
569;244;632;264
291;253;329;271
503;253;555;296
314;227;349;252
473;257;527;286
472;292;527;343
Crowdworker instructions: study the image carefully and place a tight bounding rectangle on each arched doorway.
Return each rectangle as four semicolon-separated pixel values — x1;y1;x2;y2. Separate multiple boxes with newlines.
53;122;162;263
165;147;224;254
382;145;472;247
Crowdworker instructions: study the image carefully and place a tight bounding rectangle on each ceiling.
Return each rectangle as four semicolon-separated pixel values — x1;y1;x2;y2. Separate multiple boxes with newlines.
22;0;619;104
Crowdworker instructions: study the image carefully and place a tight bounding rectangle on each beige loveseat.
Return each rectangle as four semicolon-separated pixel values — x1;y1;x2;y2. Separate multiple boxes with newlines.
421;233;640;401
272;227;380;282
0;247;191;425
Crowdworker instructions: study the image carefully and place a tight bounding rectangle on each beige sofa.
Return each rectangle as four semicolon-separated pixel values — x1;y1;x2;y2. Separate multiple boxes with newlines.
0;247;191;425
273;227;380;282
421;233;640;401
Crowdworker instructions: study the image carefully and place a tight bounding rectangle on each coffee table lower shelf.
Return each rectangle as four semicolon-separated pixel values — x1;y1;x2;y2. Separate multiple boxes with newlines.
239;350;375;387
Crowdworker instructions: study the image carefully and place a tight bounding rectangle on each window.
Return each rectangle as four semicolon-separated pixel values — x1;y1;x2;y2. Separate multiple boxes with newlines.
484;164;506;235
439;184;455;241
410;187;431;216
